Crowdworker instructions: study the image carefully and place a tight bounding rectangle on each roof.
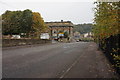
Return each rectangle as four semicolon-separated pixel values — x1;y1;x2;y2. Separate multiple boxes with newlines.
45;21;74;27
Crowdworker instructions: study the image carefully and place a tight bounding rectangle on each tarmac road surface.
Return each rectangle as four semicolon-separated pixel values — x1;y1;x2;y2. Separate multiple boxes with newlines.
2;42;118;78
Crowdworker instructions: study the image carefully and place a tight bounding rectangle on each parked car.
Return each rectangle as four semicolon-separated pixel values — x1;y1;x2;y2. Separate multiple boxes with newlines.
76;39;80;42
12;35;21;39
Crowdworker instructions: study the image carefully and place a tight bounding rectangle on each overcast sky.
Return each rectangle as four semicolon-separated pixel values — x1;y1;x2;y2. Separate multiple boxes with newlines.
0;0;96;24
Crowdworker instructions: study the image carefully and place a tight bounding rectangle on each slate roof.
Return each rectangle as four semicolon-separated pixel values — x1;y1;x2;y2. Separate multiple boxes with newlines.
45;21;74;27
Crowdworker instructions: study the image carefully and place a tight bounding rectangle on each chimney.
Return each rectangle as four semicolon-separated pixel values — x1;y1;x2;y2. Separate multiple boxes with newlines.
61;20;63;22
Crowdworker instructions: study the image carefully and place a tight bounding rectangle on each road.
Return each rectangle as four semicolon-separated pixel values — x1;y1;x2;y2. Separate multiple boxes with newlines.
2;42;118;78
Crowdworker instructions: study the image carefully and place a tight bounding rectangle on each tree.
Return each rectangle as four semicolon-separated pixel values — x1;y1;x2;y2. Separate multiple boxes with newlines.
20;9;33;37
73;24;93;34
2;10;15;35
2;10;23;35
93;1;120;69
93;2;120;40
10;11;23;34
2;9;48;39
31;12;48;38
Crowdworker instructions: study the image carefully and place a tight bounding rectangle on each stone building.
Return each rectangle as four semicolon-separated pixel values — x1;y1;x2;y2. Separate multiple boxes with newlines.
45;20;74;40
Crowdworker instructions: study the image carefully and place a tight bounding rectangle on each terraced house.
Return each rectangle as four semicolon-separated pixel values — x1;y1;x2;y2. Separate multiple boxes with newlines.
45;20;74;41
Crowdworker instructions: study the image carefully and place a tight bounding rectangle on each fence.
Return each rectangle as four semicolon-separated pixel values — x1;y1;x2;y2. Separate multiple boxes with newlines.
98;34;120;75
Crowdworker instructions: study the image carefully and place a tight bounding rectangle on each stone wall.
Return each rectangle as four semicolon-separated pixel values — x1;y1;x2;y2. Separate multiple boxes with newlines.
2;39;51;47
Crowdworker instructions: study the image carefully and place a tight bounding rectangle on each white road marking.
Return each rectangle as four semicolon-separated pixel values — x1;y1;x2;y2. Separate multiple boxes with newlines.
59;52;85;79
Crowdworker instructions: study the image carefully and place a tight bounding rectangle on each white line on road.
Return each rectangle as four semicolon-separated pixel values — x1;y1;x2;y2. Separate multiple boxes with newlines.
59;52;85;79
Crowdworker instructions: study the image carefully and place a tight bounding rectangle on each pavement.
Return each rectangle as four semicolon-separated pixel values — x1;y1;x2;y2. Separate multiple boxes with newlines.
2;42;119;78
